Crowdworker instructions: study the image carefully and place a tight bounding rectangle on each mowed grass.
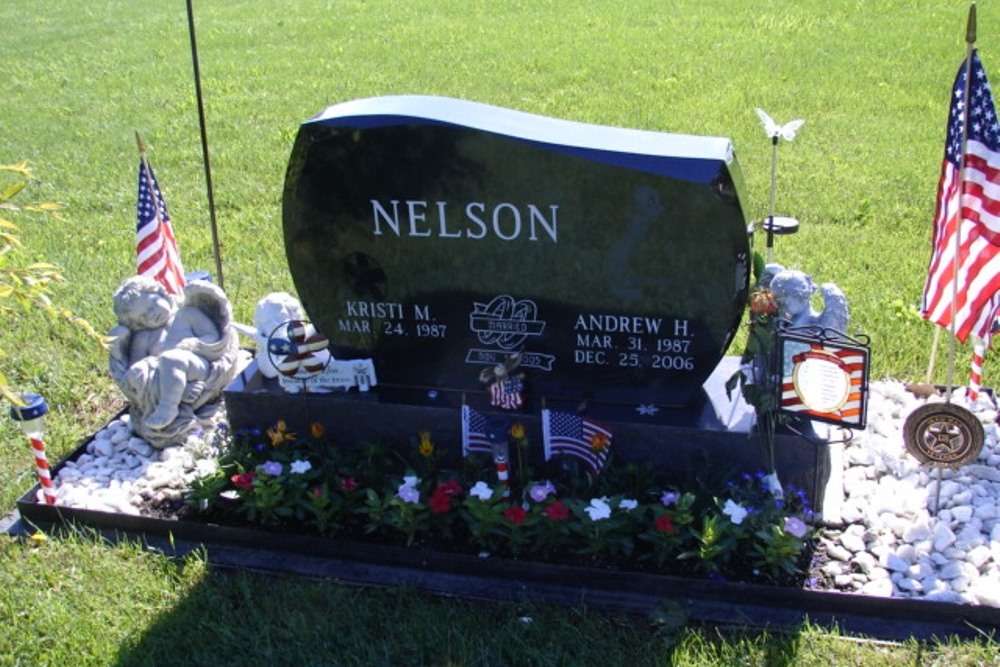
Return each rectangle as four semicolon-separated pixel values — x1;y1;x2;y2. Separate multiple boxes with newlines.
2;0;999;663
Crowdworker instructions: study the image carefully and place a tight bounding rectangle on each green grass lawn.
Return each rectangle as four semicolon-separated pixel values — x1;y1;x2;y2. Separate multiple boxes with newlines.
2;0;999;663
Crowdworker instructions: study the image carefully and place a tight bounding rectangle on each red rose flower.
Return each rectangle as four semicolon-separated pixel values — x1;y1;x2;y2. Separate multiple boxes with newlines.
655;514;675;533
749;289;778;316
543;500;570;521
503;506;528;525
231;472;256;491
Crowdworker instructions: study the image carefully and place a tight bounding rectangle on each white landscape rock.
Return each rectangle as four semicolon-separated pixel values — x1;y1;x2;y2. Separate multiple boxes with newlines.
45;414;223;519
817;381;1000;606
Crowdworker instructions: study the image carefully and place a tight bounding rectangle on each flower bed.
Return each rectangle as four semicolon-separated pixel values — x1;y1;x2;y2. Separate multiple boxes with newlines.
12;405;1000;641
183;419;816;586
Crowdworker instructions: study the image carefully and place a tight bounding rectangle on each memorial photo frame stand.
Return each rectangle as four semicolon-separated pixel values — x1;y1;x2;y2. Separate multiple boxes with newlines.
776;327;870;429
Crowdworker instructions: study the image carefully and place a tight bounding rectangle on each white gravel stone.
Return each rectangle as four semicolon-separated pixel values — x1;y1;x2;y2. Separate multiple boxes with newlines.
933;524;957;552
826;543;852;562
93;439;114;458
860;578;893;597
884;552;910;573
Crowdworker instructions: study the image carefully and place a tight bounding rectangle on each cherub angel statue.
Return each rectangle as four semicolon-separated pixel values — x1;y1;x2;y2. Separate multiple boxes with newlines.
108;276;239;447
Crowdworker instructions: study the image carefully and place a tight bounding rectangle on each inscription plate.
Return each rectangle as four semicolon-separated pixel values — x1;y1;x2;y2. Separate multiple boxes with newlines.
283;96;750;418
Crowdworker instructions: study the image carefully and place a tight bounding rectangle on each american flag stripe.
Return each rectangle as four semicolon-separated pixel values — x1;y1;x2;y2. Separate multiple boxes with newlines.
136;158;185;295
970;335;986;402
922;51;1000;343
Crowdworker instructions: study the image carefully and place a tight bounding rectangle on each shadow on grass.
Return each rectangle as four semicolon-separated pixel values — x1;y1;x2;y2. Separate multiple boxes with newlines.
108;552;810;667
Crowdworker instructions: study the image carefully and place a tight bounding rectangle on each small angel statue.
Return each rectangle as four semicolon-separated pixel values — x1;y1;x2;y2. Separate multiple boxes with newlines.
108;276;239;447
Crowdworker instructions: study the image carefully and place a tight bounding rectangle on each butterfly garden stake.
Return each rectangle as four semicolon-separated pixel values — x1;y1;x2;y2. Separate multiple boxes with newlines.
755;108;804;262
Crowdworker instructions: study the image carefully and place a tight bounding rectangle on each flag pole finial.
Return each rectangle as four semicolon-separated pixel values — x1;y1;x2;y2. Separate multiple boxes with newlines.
967;2;977;45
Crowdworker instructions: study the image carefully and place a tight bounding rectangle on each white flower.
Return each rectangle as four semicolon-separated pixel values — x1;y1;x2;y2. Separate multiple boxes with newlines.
469;481;494;501
722;499;748;525
194;458;218;477
290;459;312;475
618;498;638;511
584;497;612;521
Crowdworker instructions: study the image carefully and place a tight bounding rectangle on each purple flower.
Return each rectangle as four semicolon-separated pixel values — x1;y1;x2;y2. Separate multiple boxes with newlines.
660;491;680;507
261;460;283;476
529;481;556;503
783;516;808;538
396;481;420;504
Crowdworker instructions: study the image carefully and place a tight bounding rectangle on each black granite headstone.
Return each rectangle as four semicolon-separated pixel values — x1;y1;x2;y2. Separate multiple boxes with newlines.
282;96;750;422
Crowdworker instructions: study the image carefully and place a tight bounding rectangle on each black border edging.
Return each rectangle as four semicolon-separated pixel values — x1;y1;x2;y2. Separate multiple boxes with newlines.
13;489;1000;642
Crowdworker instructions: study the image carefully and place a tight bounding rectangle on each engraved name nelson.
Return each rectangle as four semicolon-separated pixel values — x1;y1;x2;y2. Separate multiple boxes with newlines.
370;199;559;242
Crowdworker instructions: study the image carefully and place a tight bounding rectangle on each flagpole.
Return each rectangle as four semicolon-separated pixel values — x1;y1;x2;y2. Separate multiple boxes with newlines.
945;1;978;402
135;131;156;202
186;0;225;290
766;135;778;263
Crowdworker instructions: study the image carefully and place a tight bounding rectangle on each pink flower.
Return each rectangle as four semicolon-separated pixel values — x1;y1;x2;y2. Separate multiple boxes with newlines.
340;476;358;491
654;514;674;533
437;479;463;496
428;488;454;514
231;472;256;490
503;506;527;525
543;500;570;521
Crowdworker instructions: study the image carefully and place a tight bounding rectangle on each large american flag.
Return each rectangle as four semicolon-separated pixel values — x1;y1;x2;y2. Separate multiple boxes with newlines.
921;50;1000;343
136;158;186;295
461;404;493;456
541;409;613;475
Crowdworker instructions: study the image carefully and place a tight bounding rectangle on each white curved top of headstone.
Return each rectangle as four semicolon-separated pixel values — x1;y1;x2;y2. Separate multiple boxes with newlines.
307;95;735;164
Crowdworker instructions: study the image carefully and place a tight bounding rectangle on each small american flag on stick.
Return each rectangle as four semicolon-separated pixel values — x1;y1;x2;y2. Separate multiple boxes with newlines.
541;409;613;476
135;132;185;295
461;404;494;457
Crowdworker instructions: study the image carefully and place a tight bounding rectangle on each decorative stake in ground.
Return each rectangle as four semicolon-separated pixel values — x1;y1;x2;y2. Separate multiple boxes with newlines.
9;393;56;505
491;438;512;499
755;108;804;263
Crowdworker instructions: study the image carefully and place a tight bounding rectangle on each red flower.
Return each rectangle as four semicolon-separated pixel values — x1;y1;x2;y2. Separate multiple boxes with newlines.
749;289;778;316
340;476;358;491
428;488;454;514
503;506;528;525
543;500;570;521
231;472;256;491
655;514;675;533
437;479;463;496
310;486;325;499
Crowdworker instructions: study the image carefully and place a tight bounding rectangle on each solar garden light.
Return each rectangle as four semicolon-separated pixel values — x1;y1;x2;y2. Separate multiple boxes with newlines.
9;393;57;505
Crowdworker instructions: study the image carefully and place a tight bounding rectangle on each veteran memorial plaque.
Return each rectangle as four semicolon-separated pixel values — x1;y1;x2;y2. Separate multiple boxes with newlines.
282;96;750;420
